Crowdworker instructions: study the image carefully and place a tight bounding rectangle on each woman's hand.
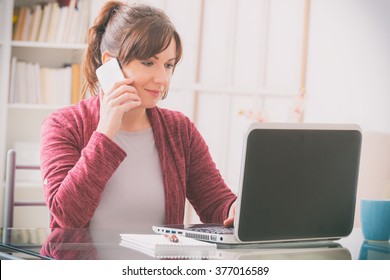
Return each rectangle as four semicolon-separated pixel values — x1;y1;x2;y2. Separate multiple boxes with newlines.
96;78;142;139
223;201;236;228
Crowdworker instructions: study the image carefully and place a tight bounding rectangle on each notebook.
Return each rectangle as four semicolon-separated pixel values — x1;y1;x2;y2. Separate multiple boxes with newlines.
153;122;362;244
120;234;217;259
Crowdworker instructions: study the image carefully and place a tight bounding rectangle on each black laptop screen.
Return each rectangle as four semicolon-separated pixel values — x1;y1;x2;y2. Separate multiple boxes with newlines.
237;127;362;242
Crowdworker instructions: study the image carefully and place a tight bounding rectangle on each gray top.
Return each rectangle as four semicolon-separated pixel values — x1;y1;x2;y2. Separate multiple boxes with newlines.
89;128;165;231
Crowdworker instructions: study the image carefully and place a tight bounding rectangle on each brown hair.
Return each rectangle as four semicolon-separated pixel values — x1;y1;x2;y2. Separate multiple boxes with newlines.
82;1;183;95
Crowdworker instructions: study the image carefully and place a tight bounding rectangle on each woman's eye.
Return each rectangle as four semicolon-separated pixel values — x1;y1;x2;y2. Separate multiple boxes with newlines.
165;63;174;69
141;61;153;67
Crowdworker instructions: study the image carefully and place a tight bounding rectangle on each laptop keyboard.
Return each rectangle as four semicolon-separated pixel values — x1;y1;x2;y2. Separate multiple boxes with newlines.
190;226;234;235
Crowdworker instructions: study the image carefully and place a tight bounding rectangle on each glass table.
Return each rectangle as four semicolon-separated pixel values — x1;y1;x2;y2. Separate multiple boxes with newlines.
1;227;389;260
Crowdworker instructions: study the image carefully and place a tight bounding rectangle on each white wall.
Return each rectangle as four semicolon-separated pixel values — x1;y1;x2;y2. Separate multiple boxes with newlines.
182;0;306;193
305;0;390;133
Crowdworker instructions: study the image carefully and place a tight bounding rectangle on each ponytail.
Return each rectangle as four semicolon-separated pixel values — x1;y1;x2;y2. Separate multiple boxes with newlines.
82;1;123;96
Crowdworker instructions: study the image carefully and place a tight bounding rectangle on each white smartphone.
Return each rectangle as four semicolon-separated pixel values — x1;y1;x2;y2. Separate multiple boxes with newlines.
96;58;125;94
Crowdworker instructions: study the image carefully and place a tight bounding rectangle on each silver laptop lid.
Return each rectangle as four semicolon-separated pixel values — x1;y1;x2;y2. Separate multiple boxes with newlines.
235;123;362;243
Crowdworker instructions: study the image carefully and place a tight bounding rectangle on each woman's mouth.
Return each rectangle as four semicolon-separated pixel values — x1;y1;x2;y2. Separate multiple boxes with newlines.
145;89;162;98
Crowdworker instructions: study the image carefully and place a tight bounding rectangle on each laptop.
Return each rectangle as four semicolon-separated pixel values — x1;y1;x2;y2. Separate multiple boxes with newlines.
153;122;362;244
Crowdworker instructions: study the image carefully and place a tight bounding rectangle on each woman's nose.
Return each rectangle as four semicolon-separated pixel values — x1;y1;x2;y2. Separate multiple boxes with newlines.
153;66;170;86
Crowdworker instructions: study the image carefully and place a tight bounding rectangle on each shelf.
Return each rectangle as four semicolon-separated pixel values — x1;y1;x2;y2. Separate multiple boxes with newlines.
15;181;42;188
12;41;87;50
8;103;69;110
11;42;86;67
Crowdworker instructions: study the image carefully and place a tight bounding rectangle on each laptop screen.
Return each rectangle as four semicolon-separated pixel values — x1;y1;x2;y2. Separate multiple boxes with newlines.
236;123;362;242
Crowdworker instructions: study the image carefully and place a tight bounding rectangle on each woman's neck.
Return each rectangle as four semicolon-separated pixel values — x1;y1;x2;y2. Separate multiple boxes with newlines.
120;108;151;132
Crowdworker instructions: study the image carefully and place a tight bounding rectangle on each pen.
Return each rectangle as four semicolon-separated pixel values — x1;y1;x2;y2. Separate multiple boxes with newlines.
164;234;179;243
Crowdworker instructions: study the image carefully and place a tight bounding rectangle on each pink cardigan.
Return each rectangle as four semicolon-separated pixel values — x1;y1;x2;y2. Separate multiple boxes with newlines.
40;96;236;228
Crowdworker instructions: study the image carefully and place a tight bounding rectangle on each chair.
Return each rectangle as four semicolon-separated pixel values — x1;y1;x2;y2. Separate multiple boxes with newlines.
3;149;46;229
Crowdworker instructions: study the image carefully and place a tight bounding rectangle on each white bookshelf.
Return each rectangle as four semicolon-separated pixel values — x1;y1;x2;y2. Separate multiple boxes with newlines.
0;0;94;227
1;0;91;173
0;0;16;227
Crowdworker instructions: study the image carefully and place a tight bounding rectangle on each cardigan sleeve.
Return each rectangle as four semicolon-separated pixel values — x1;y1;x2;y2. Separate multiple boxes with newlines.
40;228;97;259
185;122;237;223
40;110;126;228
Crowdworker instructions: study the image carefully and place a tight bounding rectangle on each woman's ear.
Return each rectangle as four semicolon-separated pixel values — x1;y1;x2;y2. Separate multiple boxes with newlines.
101;51;112;64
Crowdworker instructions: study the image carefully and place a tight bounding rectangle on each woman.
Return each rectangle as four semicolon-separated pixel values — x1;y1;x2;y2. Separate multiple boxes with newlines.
40;1;236;229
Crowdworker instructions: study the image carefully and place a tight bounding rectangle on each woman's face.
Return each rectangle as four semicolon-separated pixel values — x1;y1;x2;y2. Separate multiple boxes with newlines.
121;38;177;108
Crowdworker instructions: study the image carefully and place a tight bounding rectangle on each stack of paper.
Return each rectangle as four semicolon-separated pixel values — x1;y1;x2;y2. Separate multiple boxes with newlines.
120;234;217;259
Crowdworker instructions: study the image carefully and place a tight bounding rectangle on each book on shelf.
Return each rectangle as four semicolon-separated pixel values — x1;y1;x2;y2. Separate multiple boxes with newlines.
60;66;73;105
54;5;68;43
67;5;80;44
37;3;52;42
13;6;27;41
13;0;91;44
119;234;217;259
62;0;77;43
29;4;43;42
46;2;60;43
12;7;21;40
8;56;17;103
39;67;50;104
71;63;83;104
26;63;40;104
15;61;27;103
76;0;91;44
20;7;32;41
